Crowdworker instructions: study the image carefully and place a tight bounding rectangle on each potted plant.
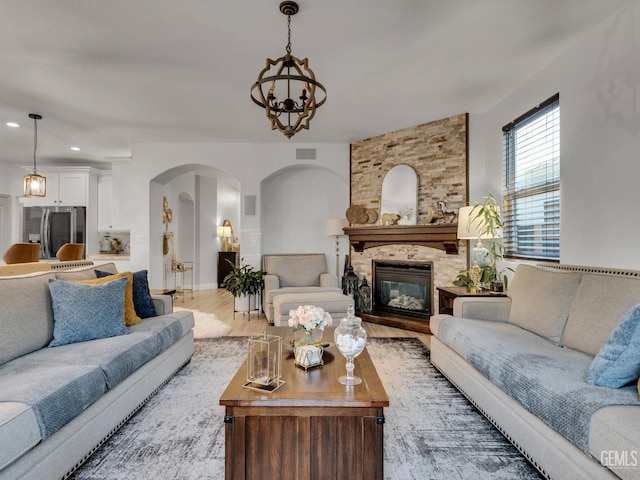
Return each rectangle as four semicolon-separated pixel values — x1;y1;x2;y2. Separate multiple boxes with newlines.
223;259;266;312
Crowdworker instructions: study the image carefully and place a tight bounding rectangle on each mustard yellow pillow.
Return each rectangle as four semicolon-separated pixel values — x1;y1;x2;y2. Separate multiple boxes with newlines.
73;272;141;326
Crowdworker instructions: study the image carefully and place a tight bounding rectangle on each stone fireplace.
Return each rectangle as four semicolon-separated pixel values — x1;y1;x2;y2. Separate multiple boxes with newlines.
373;260;432;321
347;113;469;332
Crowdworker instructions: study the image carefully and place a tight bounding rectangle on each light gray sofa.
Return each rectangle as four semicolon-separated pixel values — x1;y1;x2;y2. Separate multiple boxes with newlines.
0;262;194;480
262;253;341;323
430;263;640;480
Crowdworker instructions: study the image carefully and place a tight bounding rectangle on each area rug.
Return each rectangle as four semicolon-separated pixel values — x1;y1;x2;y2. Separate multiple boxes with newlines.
172;306;231;339
70;338;542;480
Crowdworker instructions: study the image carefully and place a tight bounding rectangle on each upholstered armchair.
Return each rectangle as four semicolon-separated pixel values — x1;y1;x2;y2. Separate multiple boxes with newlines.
262;253;340;323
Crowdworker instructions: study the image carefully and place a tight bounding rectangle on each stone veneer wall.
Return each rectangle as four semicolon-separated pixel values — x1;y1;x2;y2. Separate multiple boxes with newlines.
349;113;469;314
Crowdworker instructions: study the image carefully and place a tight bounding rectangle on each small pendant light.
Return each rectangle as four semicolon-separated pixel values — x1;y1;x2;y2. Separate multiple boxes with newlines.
23;113;46;197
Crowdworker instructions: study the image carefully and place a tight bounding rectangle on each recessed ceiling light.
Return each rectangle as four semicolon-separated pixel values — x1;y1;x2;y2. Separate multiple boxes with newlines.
6;122;19;128
70;147;81;151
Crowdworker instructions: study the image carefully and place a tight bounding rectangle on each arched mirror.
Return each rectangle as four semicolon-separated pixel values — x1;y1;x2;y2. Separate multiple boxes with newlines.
380;165;418;225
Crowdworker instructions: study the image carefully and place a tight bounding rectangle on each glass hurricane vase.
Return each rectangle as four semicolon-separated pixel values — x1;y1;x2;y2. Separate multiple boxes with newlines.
295;328;322;347
334;304;367;385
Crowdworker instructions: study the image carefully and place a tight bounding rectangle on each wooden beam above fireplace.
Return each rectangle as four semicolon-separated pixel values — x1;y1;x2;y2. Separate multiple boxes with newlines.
344;224;459;254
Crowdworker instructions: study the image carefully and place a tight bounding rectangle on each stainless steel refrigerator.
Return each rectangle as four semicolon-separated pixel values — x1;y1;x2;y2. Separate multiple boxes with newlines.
22;206;86;260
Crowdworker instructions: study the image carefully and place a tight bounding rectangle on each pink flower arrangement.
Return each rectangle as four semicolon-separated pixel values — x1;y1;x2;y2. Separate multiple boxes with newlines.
288;305;331;332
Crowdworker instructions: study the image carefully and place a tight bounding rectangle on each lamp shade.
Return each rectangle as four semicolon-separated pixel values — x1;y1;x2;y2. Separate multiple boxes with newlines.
326;218;348;236
23;173;46;197
457;206;501;240
217;226;232;238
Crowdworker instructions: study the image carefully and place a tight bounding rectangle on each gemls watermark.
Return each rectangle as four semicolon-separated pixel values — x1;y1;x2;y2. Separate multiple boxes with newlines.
600;450;638;468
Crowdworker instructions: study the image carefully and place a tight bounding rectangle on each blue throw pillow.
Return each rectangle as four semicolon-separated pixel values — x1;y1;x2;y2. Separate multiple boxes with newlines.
48;277;129;347
95;269;157;319
586;303;640;388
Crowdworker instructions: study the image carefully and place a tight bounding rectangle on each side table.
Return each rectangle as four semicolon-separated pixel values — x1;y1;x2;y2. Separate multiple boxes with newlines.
172;261;194;302
436;286;506;315
218;251;236;287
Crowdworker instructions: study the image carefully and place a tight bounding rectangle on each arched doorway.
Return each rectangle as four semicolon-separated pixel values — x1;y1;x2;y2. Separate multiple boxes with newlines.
150;164;240;291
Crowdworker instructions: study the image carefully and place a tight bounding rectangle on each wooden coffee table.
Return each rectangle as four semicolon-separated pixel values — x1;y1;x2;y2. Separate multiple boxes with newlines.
219;327;389;480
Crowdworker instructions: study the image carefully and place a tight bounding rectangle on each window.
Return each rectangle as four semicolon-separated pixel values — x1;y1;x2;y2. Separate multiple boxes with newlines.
502;94;560;261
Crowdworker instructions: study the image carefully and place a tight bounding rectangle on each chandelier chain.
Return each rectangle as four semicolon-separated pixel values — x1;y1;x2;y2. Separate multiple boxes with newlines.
286;14;292;54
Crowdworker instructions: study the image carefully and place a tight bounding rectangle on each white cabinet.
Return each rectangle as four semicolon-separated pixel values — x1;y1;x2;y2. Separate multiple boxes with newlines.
98;174;113;231
21;169;89;207
58;173;87;205
97;162;131;231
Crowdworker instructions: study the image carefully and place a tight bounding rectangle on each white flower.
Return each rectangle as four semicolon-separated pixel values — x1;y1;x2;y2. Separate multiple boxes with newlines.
288;305;331;331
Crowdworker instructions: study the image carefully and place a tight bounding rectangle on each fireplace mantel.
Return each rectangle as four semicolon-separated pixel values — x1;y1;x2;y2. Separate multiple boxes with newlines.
344;224;459;254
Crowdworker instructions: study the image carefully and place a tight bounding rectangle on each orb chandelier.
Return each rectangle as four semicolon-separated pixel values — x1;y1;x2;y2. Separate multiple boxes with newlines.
250;1;327;139
23;113;46;197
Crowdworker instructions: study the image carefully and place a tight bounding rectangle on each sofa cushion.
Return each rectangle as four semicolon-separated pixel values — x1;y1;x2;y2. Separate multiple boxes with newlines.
0;402;40;471
589;405;640;475
586;303;640;388
0;270;56;364
265;286;341;305
265;254;327;287
48;277;130;347
564;273;640;356
96;269;157;319
507;264;581;345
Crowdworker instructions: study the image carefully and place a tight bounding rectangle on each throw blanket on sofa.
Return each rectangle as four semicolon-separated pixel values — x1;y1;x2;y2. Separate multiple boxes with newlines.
439;317;640;454
0;317;183;439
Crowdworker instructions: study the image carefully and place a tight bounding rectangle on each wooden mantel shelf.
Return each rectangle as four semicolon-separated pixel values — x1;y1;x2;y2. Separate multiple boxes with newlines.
344;224;459;254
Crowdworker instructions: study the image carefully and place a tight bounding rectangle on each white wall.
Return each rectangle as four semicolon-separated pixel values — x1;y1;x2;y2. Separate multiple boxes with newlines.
129;144;349;289
473;0;640;270
195;175;219;290
261;165;350;275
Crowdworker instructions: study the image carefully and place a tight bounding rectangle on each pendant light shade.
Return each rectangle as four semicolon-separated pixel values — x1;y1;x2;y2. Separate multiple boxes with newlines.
23;113;46;197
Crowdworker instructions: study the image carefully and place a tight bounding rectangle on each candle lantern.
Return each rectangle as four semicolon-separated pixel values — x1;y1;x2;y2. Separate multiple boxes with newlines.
358;276;372;313
342;264;359;300
244;333;285;392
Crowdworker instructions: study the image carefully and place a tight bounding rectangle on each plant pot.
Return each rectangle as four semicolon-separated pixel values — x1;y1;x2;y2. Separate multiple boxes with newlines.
234;294;251;312
489;281;504;293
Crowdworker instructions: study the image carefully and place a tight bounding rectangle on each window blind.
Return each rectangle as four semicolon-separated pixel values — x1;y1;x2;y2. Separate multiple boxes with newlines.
503;94;560;261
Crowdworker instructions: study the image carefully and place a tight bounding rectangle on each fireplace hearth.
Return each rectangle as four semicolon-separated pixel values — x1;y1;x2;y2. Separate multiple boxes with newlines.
359;260;433;333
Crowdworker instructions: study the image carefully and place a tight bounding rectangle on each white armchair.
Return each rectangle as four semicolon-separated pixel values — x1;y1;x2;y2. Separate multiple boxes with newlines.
262;253;340;323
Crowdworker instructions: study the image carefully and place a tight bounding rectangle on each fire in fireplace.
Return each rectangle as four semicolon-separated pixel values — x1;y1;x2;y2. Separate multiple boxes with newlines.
372;260;432;320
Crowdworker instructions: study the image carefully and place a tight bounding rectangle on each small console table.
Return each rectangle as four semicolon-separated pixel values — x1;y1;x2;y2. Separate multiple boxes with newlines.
172;261;194;302
436;285;506;315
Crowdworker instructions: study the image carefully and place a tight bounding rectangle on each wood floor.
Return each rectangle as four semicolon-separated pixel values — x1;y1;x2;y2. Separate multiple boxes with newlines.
174;288;431;347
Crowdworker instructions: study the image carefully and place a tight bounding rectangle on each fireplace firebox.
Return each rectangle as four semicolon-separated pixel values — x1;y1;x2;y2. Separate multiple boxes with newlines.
372;260;432;322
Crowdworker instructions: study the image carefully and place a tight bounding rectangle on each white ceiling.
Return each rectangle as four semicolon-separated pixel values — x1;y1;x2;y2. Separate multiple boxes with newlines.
0;0;627;168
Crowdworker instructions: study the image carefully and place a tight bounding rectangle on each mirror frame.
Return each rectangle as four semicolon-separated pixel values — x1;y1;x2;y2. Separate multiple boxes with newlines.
380;165;418;225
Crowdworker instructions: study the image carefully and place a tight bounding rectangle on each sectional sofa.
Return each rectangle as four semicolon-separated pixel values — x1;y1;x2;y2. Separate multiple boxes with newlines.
430;263;640;480
0;262;195;480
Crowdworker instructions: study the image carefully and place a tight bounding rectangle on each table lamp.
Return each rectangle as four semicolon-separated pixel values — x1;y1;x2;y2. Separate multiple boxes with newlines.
217;220;234;252
456;205;497;267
